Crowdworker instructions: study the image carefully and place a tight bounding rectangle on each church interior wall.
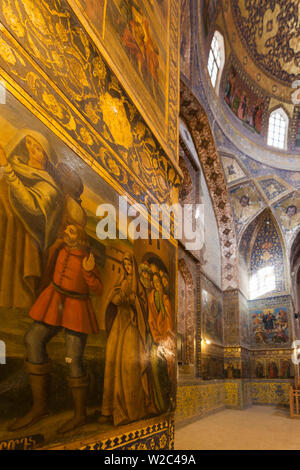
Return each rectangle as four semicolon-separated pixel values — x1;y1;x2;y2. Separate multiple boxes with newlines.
0;0;181;451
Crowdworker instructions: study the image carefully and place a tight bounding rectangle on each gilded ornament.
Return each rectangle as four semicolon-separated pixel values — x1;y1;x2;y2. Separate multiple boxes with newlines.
106;157;121;177
79;127;94;146
99;93;133;148
84;102;99;125
2;0;25;37
93;56;106;84
0;37;16;65
42;92;64;119
55;22;69;43
159;434;167;448
22;0;49;36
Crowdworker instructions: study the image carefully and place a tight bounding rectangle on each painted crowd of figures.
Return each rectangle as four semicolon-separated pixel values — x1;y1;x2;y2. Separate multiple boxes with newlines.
224;67;263;134
0;129;175;434
252;309;289;345
255;360;291;379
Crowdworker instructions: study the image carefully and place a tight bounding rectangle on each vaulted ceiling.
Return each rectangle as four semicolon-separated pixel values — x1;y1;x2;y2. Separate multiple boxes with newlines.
180;0;300;287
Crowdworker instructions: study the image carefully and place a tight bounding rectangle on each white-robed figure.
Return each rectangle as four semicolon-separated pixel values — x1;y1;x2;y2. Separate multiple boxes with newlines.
0;129;63;308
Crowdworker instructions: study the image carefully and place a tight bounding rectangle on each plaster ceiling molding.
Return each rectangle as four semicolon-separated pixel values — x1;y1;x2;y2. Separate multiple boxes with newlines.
180;81;238;290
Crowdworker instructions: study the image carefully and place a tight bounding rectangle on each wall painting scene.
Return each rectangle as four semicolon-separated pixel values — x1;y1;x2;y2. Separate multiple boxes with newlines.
69;0;177;162
0;92;176;448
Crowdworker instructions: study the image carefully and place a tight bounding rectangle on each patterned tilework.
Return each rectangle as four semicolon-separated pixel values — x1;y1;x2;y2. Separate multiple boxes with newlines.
224;380;241;408
47;417;175;450
224;380;252;409
251;349;293;380
224;346;252;379
230;182;264;237
251;381;291;406
176;382;225;422
243;380;252;408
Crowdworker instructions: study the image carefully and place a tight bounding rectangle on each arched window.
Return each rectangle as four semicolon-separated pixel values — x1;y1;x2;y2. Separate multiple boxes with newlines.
207;31;225;94
267;108;289;150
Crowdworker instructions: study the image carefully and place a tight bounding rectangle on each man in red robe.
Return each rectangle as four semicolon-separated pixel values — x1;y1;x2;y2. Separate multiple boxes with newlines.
9;224;102;434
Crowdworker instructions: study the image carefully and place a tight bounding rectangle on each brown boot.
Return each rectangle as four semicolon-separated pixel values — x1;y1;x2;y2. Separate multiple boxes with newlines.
58;375;89;434
8;361;51;432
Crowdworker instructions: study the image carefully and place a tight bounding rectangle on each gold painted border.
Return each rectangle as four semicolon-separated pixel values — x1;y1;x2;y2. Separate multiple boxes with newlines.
0;65;179;246
66;0;180;170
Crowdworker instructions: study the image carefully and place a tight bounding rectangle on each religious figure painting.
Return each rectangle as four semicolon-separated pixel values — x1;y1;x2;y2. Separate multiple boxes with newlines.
224;66;265;134
230;184;263;234
202;290;223;344
251;308;289;346
274;193;300;234
0;93;176;447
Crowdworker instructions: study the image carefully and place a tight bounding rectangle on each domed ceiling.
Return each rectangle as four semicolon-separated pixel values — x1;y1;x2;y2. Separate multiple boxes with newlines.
178;0;300;252
188;0;300;168
222;0;299;102
231;0;300;85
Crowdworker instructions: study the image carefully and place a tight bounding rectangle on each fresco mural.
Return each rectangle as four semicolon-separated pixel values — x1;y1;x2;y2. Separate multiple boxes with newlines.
201;289;223;344
253;356;292;380
180;0;191;80
251;308;289;346
230;183;264;235
0;93;176;447
274;192;300;235
250;213;287;295
221;155;246;185
67;0;179;162
258;178;289;202
224;66;265;133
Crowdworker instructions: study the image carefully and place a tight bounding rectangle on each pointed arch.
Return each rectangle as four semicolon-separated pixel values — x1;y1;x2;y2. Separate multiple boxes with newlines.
240;209;289;299
180;81;238;290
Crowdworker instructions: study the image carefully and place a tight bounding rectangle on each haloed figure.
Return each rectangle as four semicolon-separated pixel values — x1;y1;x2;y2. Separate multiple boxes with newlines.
9;224;103;434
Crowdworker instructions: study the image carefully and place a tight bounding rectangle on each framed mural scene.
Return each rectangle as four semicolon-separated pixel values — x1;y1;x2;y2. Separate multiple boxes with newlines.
0;91;177;449
251;307;289;347
67;0;180;164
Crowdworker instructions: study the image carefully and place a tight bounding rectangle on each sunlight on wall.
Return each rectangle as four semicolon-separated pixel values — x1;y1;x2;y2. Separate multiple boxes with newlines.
250;266;276;300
